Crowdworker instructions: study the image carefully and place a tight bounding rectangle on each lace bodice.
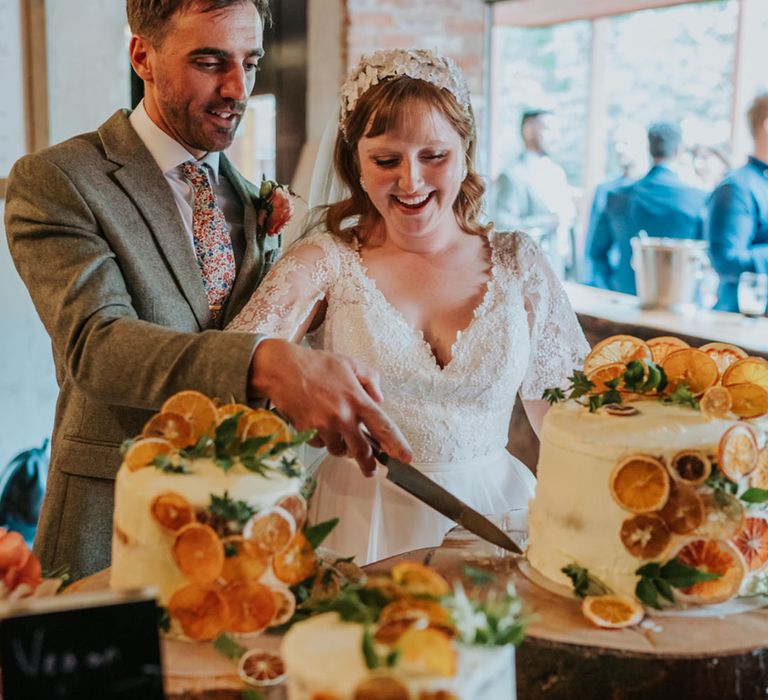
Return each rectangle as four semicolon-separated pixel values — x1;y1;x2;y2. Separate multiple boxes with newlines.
229;229;589;463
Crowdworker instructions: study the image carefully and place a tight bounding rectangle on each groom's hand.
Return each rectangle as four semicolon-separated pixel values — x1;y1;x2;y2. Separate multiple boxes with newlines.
248;339;412;476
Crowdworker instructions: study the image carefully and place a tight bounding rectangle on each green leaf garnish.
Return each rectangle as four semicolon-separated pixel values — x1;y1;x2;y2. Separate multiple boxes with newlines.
119;438;136;458
635;557;720;609
213;633;247;661
209;492;256;529
662;383;699;409
304;518;339;549
705;466;738;494
157;605;171;633
462;564;495;586
741;487;768;503
180;434;212;459
152;455;189;473
542;387;566;404
561;564;611;598
361;626;380;669
242;691;265;700
278;455;305;479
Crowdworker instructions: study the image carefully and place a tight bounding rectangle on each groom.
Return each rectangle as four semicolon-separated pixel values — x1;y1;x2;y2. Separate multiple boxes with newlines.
4;0;410;580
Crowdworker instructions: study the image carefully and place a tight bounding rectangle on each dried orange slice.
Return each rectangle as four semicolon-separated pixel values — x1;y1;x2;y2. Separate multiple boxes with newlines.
675;539;746;604
647;336;690;365
172;523;224;583
353;678;409;700
363;575;406;600
168;583;229;641
732;517;768;572
150;492;195;531
726;383;768;418
697;491;745;540
722;357;768;391
583;335;651;375
217;402;256;439
699;386;733;420
374;617;419;645
396;627;456;677
272;532;317;585
718;424;759;481
750;448;768;490
586;362;625;393
659;482;704;535
220;536;268;582
270;586;297;626
242;409;292;455
698;342;748;378
220;580;276;634
380;598;451;626
669;450;712;485
620;513;671;559
123;437;174;472
142;412;193;449
162;390;219;441
277;494;308;532
661;348;719;396
310;694;344;700
237;649;286;686
609;455;670;513
603;404;640;417
243;507;296;558
391;561;451;597
581;594;644;629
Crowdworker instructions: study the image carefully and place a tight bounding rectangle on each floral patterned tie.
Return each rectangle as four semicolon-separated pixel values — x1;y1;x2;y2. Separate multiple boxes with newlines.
181;161;236;324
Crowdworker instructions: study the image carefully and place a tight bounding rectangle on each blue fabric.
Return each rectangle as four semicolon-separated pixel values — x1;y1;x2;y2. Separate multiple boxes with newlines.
705;156;768;312
588;165;708;294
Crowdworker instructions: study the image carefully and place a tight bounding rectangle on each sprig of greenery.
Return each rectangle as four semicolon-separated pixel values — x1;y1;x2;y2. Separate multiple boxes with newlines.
242;691;265;700
635;559;720;610
209;492;256;530
462;564;495;586
152;455;190;474
561;564;612;598
362;626;400;669
445;581;527;647
213;633;247;661
662;383;699;409
304;518;339;549
705;466;738;494
741;487;768;504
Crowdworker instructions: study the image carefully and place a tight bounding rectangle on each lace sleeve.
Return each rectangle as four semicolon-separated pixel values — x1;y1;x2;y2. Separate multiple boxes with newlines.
227;232;340;339
505;232;590;399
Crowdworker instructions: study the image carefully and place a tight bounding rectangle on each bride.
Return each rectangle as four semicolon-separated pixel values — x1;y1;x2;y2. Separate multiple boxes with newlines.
229;48;589;564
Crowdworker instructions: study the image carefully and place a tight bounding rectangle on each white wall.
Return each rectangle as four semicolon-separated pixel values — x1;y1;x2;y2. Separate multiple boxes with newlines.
0;1;130;471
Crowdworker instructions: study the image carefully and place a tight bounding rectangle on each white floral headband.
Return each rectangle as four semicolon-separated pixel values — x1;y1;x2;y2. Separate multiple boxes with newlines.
338;48;472;138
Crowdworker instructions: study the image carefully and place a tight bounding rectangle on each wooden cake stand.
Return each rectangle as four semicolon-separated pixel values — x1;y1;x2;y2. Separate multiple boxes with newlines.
69;538;768;700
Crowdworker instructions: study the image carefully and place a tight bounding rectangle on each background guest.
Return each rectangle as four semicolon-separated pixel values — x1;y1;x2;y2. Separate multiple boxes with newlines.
589;120;708;294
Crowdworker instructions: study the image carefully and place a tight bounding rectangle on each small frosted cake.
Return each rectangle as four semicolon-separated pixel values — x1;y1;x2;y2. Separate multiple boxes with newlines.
110;391;312;640
528;336;768;618
280;561;522;700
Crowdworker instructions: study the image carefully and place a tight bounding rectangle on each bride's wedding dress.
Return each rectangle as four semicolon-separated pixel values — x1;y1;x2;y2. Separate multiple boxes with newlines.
229;228;588;563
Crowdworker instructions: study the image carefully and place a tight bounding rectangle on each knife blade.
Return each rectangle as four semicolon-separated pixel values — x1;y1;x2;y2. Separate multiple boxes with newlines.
371;446;522;555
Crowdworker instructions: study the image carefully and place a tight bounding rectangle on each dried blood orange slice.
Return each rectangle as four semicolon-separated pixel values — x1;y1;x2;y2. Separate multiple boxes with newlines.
732;517;768;572
647;336;690;365
661;348;719;396
150;492;195;531
161;390;219;441
675;539;746;604
237;649;286;686
581;594;643;629
669;450;711;485
168;583;229;641
659;482;704;535
699;386;733;420
277;494;308;532
172;523;225;583
586;362;625;393
583;335;651;375
391;561;451;597
221;580;276;634
353;677;409;700
698;342;748;378
242;409;292;455
220;536;268;582
722;357;768;391
609;455;670;513
396;627;457;677
142;412;193;449
620;513;671;559
270;586;297;626
272;532;317;585
697;491;745;540
243;507;296;558
216;403;256;439
726;383;768;418
718;424;759;481
750;448;768;490
380;597;451;625
124;437;174;472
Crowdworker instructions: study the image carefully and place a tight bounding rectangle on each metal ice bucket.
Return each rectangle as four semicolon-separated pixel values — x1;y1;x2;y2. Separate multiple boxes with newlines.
631;236;710;312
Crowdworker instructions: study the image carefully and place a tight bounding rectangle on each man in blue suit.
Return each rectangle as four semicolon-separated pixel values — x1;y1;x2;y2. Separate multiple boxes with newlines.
706;94;768;312
589;121;708;294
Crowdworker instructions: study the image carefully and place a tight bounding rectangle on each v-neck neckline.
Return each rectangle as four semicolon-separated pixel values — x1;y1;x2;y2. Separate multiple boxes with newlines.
352;232;498;371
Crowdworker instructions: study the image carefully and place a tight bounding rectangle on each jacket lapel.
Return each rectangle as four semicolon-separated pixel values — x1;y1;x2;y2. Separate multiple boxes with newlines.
98;111;211;330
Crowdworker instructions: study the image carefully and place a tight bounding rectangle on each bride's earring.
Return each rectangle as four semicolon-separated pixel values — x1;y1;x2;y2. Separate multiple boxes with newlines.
359;176;367;191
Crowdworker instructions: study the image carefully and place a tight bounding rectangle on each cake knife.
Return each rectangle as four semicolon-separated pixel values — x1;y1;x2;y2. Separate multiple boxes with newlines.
368;442;522;555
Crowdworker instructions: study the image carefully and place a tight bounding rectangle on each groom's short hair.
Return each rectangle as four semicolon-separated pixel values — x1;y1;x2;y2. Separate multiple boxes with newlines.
127;0;271;45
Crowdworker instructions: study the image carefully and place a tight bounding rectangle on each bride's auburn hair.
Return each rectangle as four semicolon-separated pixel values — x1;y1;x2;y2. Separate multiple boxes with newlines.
325;76;491;243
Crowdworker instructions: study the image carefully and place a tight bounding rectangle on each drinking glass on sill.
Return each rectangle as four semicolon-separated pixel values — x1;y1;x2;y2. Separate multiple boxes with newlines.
738;272;768;318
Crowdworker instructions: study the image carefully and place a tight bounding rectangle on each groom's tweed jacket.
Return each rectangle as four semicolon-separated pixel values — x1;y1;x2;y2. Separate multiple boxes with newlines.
4;109;278;579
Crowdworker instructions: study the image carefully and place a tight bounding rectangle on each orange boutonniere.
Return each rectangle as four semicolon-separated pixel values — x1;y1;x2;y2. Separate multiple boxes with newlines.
256;177;295;237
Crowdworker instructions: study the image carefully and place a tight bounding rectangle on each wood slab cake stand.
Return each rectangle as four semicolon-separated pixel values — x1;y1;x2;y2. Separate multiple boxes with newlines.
69;540;768;700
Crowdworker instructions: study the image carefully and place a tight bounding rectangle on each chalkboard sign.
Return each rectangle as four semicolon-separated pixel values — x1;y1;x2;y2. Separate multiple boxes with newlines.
0;588;165;699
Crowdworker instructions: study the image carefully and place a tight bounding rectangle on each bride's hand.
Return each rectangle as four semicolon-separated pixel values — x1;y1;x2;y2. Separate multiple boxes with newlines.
248;339;412;476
